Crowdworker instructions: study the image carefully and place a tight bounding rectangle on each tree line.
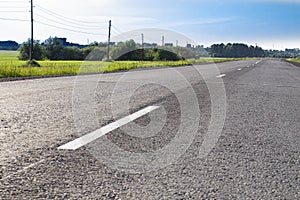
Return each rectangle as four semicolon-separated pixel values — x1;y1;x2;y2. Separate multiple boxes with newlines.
0;41;19;50
19;37;270;61
19;37;197;61
209;43;265;57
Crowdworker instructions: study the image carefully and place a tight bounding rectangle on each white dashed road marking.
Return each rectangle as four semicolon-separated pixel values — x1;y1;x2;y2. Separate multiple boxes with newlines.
58;106;160;150
216;74;226;78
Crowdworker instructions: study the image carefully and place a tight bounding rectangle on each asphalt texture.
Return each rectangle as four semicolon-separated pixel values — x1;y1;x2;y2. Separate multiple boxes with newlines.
0;59;299;199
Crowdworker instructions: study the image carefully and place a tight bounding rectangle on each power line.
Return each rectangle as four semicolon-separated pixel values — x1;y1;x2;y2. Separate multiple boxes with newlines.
0;17;29;22
111;26;130;41
0;6;28;8
111;29;122;36
0;10;28;12
35;13;107;30
112;26;124;35
0;1;25;2
35;4;106;25
35;20;107;36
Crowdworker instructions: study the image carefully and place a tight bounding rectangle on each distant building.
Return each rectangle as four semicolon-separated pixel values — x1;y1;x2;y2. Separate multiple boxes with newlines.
165;43;173;47
143;43;158;48
109;42;116;46
57;38;87;49
186;43;192;48
285;48;300;53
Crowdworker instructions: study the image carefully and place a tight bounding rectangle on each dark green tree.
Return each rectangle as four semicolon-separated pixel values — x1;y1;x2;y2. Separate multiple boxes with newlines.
19;39;44;60
153;49;181;61
209;43;265;57
111;40;137;60
43;37;65;60
82;46;107;61
61;47;84;60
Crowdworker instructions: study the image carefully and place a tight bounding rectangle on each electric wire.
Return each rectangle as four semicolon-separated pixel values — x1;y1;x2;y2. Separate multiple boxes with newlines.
0;17;29;22
0;1;26;3
35;13;107;30
35;4;106;25
35;20;107;36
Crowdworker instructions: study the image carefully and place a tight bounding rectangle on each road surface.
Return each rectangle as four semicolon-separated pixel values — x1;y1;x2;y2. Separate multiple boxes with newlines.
0;59;299;199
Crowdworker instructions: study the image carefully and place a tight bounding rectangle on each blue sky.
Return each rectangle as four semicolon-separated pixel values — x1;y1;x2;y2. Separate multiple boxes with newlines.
0;0;300;49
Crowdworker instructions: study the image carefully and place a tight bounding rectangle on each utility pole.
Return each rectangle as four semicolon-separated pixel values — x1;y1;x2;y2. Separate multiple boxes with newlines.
30;0;33;61
141;33;144;61
107;20;111;61
162;36;164;46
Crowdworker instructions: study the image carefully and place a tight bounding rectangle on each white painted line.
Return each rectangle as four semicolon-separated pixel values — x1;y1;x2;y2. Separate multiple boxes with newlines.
237;68;242;71
3;159;45;180
58;106;160;150
21;159;45;172
216;74;226;78
255;60;262;65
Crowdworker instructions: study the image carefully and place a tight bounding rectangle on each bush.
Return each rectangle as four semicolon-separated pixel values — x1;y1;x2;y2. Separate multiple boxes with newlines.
19;39;44;60
152;49;181;61
83;46;107;61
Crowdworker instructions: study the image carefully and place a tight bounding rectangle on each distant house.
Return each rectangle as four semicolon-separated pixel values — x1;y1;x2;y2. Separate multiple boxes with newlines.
57;38;87;49
143;43;157;48
0;41;20;50
165;43;173;47
186;43;192;48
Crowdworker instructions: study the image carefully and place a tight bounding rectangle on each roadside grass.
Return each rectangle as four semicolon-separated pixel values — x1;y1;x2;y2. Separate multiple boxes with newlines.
0;50;257;78
189;57;256;64
286;58;300;68
286;58;300;63
0;60;191;78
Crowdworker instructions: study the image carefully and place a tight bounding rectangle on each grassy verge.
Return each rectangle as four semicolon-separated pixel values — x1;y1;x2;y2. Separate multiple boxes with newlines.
286;58;300;63
0;51;257;78
0;60;192;78
189;57;256;64
286;58;300;67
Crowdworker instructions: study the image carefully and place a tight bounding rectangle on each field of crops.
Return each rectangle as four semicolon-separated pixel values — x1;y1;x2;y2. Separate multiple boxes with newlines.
0;50;251;78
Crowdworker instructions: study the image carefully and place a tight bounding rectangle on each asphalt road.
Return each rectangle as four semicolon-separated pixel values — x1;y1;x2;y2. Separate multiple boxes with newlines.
0;59;299;199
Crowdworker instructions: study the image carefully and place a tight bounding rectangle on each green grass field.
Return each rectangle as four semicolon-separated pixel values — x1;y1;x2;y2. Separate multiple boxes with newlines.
286;58;300;63
0;50;254;78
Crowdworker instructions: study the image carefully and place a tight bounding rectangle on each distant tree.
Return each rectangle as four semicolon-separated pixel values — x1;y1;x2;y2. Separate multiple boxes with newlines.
0;41;19;50
82;46;107;61
43;37;65;60
19;39;44;60
209;43;265;58
210;43;225;57
152;48;181;61
61;47;84;60
111;40;137;60
172;46;196;59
